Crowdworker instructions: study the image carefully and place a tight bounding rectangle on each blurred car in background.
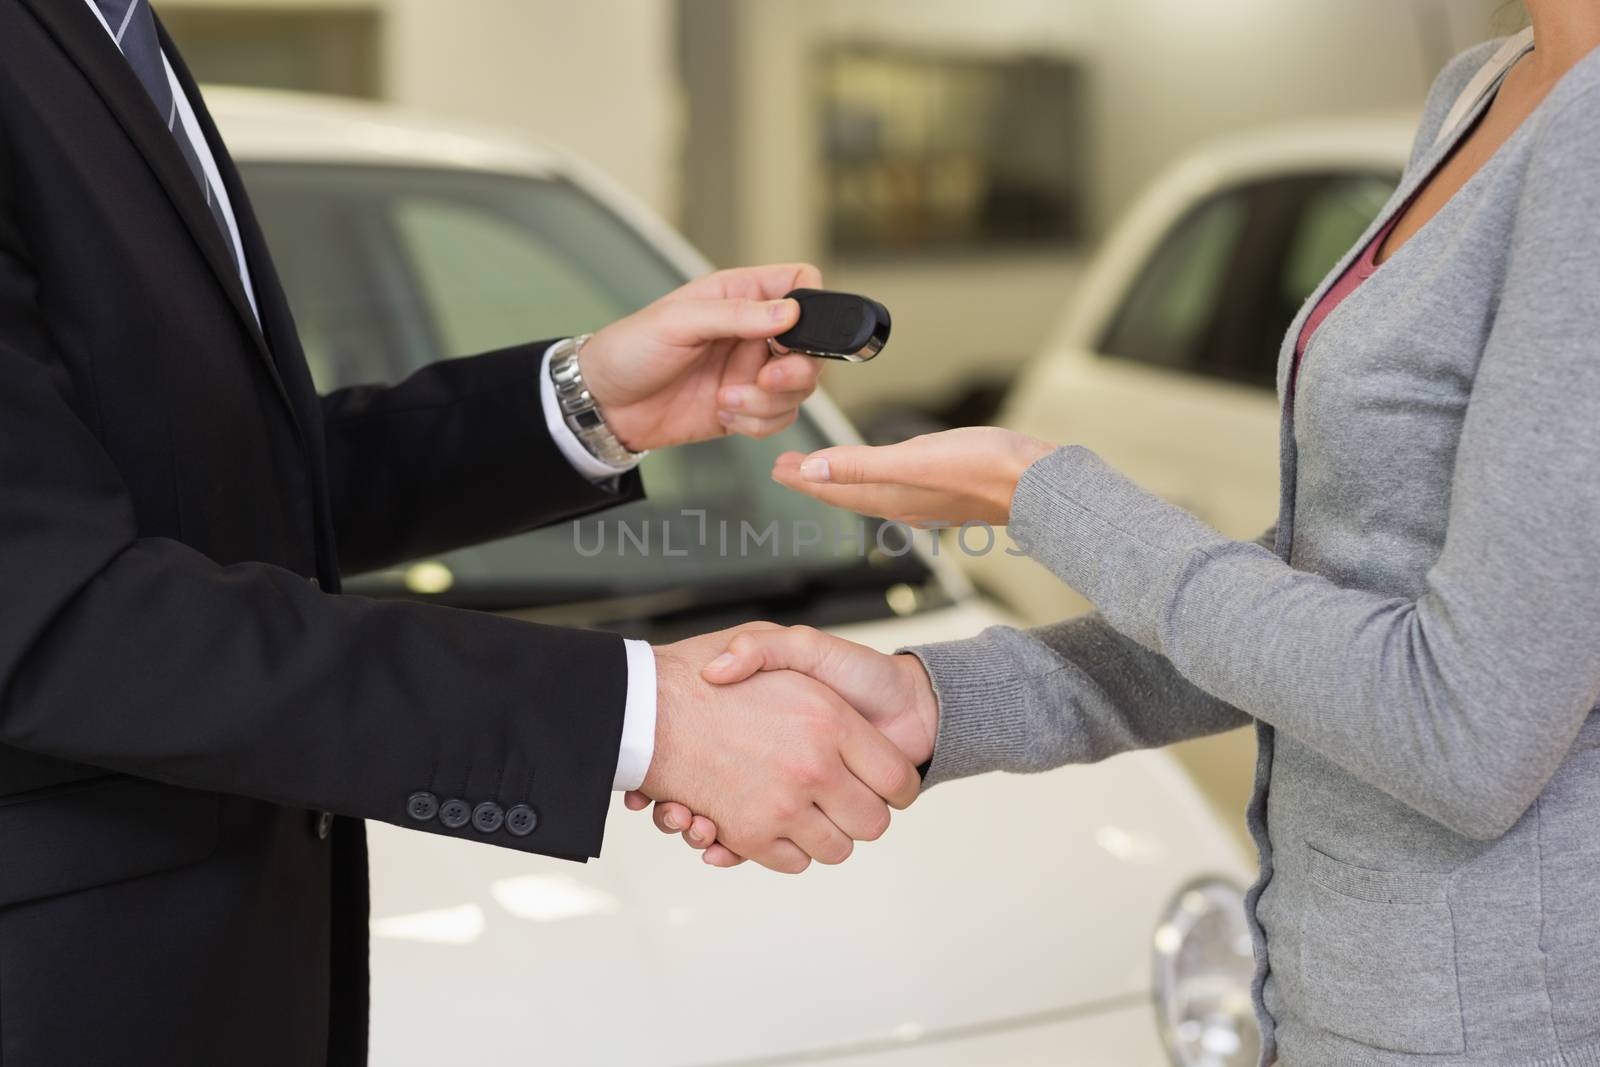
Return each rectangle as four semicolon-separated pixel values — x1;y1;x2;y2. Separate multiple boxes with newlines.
966;115;1413;625
961;116;1413;848
214;88;1258;1067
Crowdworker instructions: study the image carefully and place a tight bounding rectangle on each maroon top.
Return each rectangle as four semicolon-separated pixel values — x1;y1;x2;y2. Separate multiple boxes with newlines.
1290;208;1406;390
1291;99;1489;389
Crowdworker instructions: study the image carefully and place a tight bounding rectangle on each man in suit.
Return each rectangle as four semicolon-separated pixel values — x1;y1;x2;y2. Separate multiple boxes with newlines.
0;1;921;1064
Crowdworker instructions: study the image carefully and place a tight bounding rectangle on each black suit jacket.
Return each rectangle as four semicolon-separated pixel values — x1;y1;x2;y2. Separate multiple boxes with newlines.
0;2;645;1063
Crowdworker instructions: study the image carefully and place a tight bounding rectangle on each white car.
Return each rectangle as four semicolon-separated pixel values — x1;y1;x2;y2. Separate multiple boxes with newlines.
213;88;1255;1067
966;117;1415;628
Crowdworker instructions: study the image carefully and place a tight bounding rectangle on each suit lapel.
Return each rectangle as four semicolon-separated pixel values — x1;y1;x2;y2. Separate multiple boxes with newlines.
157;18;333;515
155;20;343;569
154;16;300;391
17;0;295;418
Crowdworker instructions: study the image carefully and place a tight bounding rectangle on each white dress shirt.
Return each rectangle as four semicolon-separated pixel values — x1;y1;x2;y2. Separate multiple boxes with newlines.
84;0;655;791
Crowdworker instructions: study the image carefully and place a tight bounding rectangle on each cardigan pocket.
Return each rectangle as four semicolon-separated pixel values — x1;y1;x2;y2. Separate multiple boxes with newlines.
1537;738;1600;1045
1299;843;1465;1054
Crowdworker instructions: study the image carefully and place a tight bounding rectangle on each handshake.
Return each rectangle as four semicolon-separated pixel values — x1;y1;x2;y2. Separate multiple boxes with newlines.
627;624;940;873
562;264;1047;870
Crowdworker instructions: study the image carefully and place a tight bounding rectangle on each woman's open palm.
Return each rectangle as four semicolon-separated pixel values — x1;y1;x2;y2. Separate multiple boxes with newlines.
769;426;1054;528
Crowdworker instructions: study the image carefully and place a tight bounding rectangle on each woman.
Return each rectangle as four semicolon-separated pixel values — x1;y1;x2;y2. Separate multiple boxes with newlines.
635;6;1600;1065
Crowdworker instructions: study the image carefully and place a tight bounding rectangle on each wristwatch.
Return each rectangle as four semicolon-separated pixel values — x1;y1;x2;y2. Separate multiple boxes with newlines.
547;334;646;468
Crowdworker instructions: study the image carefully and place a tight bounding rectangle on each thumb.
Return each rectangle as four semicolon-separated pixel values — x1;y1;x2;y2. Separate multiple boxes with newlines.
660;296;799;345
796;441;921;487
701;625;833;685
702;627;895;725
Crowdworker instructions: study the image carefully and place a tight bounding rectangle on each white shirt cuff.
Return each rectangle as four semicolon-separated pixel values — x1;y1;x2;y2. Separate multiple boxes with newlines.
539;341;651;787
539;341;641;483
614;639;657;791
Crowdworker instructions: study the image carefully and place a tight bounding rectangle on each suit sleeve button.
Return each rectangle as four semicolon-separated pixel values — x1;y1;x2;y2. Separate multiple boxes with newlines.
472;801;505;833
439;798;472;829
314;811;335;839
406;791;439;821
505;805;539;837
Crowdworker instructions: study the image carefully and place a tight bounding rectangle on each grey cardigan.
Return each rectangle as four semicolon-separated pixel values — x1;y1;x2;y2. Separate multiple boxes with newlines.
908;38;1600;1067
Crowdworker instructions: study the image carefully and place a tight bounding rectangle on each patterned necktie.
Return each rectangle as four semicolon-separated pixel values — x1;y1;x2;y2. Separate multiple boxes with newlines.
89;0;244;282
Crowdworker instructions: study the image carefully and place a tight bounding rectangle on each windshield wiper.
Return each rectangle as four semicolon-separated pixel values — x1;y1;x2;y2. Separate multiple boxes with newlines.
345;556;945;637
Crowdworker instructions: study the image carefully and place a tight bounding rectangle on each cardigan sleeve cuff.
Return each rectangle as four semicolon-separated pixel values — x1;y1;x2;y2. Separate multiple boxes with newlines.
905;446;1246;788
900;635;1034;788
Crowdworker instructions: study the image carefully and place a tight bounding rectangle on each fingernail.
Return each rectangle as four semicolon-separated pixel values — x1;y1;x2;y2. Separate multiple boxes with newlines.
771;298;795;323
799;457;831;482
719;387;745;410
706;653;736;673
687;829;705;844
664;814;681;830
717;410;738;426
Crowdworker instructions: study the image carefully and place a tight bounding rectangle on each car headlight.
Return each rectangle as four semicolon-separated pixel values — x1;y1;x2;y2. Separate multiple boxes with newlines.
1152;878;1261;1067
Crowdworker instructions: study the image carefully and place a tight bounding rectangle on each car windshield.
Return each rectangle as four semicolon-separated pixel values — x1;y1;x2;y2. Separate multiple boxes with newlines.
238;162;938;633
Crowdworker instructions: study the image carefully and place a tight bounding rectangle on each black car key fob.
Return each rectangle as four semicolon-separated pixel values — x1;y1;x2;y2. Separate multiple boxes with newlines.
770;288;891;362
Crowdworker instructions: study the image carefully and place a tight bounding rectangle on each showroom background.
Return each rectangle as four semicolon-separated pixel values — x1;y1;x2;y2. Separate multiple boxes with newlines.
161;0;1511;418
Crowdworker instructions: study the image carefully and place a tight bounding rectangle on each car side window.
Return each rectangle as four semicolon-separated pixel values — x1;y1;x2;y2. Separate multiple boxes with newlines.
1098;189;1250;374
1100;170;1398;392
1212;171;1397;389
1281;173;1396;307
